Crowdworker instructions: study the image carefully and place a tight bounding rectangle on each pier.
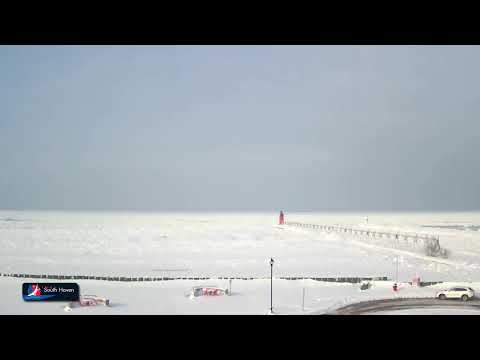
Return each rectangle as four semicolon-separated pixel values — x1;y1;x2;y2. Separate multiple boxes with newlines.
284;221;447;257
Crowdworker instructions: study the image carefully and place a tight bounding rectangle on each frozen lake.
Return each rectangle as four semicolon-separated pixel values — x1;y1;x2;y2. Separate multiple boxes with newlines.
2;211;480;314
1;211;480;282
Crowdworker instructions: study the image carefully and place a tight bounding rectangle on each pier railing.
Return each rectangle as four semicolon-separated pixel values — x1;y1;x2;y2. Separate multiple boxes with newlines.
285;221;448;258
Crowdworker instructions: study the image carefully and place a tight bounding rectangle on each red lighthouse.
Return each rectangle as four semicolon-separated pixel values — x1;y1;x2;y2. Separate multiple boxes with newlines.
279;211;285;225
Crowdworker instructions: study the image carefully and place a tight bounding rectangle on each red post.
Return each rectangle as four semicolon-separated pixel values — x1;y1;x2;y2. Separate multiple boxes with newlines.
279;211;285;225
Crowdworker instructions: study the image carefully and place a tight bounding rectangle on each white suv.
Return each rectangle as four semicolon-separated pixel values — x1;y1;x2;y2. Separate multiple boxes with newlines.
436;287;475;301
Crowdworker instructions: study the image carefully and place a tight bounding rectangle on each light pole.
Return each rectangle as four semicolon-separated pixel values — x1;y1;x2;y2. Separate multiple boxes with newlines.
302;287;305;312
396;255;399;283
270;258;274;313
395;234;399;283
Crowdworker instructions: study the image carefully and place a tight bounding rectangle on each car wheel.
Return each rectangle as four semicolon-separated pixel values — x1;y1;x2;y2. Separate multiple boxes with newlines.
439;294;446;300
461;295;469;302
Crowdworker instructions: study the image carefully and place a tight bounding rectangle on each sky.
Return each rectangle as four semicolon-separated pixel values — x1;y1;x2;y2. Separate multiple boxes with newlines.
0;45;479;212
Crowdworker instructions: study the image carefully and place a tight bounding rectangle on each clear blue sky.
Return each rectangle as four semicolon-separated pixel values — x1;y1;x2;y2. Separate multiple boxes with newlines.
1;45;479;211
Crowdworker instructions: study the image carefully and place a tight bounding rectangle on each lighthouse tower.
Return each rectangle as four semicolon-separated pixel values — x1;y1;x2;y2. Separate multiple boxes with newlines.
279;211;285;225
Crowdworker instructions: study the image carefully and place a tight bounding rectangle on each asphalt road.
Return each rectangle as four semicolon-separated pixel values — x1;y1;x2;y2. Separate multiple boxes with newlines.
324;297;480;315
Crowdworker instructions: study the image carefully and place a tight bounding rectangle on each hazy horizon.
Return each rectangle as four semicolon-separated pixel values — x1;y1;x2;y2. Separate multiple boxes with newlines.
2;209;480;215
1;46;479;212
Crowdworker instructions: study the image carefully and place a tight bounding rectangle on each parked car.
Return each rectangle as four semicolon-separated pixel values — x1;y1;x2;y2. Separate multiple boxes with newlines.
436;287;475;301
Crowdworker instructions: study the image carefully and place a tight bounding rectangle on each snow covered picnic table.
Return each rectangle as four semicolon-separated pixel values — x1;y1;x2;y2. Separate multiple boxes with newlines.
64;295;110;312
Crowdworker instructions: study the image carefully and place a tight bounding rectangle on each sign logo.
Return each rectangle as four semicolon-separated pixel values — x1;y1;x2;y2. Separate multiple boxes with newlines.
22;283;80;302
28;284;41;297
25;284;55;300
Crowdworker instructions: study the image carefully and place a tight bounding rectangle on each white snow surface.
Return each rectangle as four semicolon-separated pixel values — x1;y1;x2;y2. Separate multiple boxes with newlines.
1;211;480;314
2;277;479;315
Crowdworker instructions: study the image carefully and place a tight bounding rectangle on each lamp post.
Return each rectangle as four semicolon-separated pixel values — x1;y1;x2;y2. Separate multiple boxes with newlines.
302;287;305;312
395;234;399;284
396;256;399;283
270;258;274;313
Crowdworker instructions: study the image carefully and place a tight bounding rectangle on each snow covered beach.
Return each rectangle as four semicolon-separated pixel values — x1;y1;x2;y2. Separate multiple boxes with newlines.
1;211;480;314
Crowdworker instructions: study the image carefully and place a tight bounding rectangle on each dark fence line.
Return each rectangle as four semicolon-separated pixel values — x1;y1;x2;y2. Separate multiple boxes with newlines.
1;273;446;286
0;273;388;283
415;281;444;287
